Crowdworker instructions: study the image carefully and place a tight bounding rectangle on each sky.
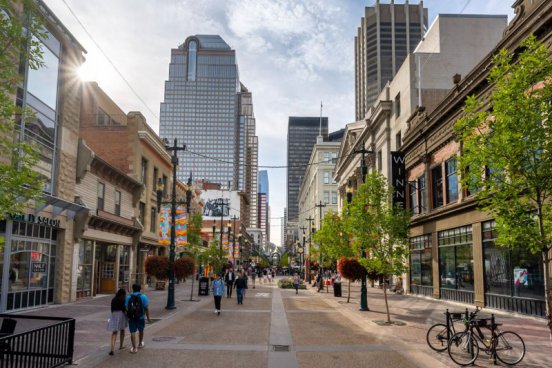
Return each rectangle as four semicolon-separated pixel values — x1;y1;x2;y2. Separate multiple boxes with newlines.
44;0;515;247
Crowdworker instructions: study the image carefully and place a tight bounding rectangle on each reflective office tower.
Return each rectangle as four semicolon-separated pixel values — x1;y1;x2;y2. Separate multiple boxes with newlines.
286;117;328;246
240;84;259;228
355;0;428;120
258;170;270;244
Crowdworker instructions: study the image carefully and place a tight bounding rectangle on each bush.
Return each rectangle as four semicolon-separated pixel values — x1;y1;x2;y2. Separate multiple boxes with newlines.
278;277;306;289
337;257;365;282
174;256;195;281
145;255;169;280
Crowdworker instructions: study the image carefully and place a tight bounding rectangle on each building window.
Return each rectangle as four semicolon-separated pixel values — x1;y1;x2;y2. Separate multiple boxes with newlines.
141;158;148;186
323;172;330;184
445;157;458;204
438;226;474;291
96;108;109;126
153;167;158;193
97;183;105;211
150;207;156;233
139;202;146;225
331;152;337;163
418;175;426;214
162;175;168;197
377;151;382;171
77;240;93;298
331;191;337;204
396;131;402;150
483;221;544;299
323;152;330;162
395;93;401;117
187;40;197;81
431;165;443;209
115;190;121;216
118;246;130;290
323;191;330;204
409;181;417;214
410;235;432;286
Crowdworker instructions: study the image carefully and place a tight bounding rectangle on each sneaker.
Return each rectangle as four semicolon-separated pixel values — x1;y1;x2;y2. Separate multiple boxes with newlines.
214;309;218;314
109;351;114;356
138;342;145;348
130;348;137;354
218;311;220;315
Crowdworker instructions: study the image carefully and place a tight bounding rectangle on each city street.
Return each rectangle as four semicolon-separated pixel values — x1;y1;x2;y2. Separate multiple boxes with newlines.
19;277;550;368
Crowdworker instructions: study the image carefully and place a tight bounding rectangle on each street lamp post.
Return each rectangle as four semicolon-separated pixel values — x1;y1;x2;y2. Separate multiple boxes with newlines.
155;138;186;310
349;145;372;312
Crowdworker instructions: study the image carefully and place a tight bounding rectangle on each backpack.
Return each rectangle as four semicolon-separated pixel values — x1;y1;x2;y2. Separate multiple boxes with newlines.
126;294;144;319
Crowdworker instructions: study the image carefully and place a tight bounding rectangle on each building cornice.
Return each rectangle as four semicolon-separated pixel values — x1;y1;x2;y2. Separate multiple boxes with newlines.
137;130;172;163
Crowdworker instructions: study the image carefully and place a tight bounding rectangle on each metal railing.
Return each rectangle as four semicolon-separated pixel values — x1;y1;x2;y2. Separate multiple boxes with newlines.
440;288;474;304
0;314;75;368
410;284;434;297
485;293;545;317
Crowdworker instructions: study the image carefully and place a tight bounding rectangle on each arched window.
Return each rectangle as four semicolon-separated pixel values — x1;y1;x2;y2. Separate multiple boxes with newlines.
187;40;197;81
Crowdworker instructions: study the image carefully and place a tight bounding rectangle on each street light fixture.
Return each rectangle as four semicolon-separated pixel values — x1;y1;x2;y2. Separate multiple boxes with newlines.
155;138;187;310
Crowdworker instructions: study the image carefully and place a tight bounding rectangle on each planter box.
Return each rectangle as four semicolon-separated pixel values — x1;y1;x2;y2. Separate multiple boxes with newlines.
155;281;166;290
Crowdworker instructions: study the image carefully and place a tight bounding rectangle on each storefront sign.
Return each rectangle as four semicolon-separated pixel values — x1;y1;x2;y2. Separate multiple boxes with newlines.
32;262;47;273
391;151;406;208
8;213;60;228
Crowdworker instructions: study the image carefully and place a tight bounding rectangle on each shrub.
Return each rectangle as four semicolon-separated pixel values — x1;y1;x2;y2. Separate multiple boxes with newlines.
145;255;169;280
174;256;195;281
278;277;306;289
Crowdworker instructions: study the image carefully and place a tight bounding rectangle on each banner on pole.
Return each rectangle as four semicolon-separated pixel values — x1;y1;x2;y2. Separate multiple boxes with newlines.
158;206;188;246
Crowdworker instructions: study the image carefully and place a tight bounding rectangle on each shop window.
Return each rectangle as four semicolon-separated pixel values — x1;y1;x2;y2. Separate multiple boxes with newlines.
410;235;432;286
445;158;458;203
438;226;473;291
77;240;93;298
118;246;130;290
432;165;443;209
483;221;544;300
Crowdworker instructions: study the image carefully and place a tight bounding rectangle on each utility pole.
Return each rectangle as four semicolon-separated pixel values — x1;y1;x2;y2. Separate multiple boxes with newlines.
305;216;315;282
315;201;326;285
353;146;373;312
231;214;238;266
300;225;307;277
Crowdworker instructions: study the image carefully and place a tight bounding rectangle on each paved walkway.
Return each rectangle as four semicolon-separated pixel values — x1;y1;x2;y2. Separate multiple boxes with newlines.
11;277;552;367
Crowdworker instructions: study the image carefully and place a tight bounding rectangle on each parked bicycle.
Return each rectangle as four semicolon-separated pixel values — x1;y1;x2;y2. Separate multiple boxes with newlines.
448;312;525;366
427;308;473;352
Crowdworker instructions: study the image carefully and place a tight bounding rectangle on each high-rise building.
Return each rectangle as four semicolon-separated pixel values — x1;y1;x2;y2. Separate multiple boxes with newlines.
355;0;428;120
286;117;328;246
160;35;258;227
258;170;269;203
257;170;270;244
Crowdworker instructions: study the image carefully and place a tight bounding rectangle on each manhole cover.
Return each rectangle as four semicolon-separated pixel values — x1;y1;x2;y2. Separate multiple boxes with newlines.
372;320;406;326
152;336;177;342
272;345;290;352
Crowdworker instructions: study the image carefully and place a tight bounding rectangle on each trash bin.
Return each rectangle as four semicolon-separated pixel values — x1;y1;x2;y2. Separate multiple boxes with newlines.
198;277;209;296
333;282;342;297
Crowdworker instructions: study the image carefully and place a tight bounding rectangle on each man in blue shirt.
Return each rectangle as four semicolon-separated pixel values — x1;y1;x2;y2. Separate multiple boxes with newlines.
125;284;151;353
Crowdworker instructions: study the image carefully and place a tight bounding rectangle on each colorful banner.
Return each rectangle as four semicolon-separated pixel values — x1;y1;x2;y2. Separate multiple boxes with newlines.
158;205;188;246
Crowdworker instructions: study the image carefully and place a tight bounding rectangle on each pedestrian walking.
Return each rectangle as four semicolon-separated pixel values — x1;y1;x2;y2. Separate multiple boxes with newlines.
107;288;128;356
234;272;247;304
125;284;151;354
316;272;323;292
251;269;256;289
293;273;301;294
225;268;236;298
262;268;268;283
267;269;272;283
271;269;275;283
212;273;225;315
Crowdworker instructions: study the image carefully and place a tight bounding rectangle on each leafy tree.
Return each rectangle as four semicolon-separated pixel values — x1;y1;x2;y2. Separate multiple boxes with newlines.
144;255;169;280
199;241;226;275
174;256;195;282
337;257;365;303
279;252;289;267
0;0;46;220
455;35;552;337
347;171;410;323
313;210;355;265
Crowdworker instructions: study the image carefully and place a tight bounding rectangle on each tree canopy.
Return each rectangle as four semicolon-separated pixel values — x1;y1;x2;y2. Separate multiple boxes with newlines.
313;210;354;265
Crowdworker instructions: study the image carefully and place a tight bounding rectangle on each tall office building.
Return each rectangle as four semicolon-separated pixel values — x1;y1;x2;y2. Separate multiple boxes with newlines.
286;117;328;246
355;0;428;120
258;170;270;243
160;35;258;227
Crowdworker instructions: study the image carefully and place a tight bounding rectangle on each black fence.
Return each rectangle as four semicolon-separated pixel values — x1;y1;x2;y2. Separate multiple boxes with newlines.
0;314;75;368
485;293;545;317
440;288;474;305
410;285;433;297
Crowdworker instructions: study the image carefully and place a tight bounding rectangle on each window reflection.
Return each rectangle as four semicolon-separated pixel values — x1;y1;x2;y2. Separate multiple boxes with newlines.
27;37;59;110
187;40;197;81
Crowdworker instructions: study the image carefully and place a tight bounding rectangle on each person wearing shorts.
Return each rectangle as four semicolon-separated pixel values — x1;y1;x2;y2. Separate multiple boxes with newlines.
125;284;151;353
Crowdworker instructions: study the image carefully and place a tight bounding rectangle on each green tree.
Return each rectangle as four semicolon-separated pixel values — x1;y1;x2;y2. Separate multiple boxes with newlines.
199;241;226;275
279;252;289;267
0;0;46;220
454;35;552;337
313;210;354;266
347;171;410;323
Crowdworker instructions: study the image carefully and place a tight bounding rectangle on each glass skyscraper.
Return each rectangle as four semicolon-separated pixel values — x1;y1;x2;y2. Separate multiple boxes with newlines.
355;1;428;120
160;35;243;189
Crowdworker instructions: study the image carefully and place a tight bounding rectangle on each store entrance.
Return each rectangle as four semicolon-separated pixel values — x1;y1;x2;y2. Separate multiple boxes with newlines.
94;244;117;294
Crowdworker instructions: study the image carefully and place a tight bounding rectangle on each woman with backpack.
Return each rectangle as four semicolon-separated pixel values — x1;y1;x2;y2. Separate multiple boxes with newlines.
107;288;128;356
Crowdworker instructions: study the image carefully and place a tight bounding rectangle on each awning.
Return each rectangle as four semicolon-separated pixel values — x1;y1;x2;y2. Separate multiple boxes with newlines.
34;193;89;220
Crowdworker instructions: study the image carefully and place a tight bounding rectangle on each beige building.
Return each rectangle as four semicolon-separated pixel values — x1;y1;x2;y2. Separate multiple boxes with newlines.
0;1;87;311
298;137;341;264
75;141;143;296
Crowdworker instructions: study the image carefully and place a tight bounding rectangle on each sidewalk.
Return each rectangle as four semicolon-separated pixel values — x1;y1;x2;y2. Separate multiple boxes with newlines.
14;280;207;363
305;280;550;367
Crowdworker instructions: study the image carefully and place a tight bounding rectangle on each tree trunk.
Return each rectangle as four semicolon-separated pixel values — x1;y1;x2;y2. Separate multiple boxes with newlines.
190;272;195;301
347;280;351;303
542;249;552;342
383;281;391;324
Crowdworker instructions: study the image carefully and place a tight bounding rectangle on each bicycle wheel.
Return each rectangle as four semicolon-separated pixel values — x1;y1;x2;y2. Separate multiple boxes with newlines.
495;331;525;365
426;323;452;352
448;332;479;366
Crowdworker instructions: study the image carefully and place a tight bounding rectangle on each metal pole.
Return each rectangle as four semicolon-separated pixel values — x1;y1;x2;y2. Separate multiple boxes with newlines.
166;138;178;310
359;148;369;311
